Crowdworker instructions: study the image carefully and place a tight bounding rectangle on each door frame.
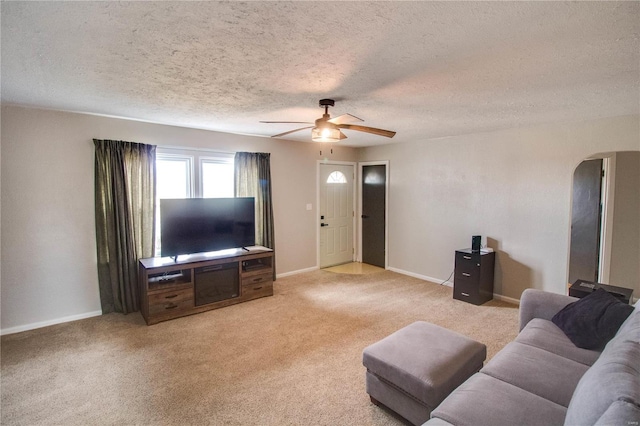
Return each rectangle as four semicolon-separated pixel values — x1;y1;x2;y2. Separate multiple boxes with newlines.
567;153;616;285
598;154;616;283
357;161;389;269
316;160;357;268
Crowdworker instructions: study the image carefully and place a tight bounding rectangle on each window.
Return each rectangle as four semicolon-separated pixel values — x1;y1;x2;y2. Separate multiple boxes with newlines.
157;155;193;199
155;149;234;256
201;157;234;198
326;170;347;184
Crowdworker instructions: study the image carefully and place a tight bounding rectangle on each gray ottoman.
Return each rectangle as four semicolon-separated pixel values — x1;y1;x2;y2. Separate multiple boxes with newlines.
362;321;487;425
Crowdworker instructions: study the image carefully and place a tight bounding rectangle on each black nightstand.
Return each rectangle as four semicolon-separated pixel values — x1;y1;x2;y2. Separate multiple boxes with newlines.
453;249;495;305
569;280;634;304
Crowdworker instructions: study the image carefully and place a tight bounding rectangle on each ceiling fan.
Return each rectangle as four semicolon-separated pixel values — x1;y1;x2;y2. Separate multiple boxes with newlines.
260;99;396;143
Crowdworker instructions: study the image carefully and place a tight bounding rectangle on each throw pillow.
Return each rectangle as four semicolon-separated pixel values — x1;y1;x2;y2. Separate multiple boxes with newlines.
552;288;634;350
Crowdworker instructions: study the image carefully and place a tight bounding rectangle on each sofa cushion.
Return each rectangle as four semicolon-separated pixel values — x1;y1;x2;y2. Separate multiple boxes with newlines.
480;341;588;407
565;337;640;425
516;318;601;366
431;372;567;426
552;288;634;350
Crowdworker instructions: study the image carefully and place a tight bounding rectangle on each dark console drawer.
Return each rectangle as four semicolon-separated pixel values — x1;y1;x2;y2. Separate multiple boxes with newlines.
453;278;479;302
454;267;480;281
456;251;481;264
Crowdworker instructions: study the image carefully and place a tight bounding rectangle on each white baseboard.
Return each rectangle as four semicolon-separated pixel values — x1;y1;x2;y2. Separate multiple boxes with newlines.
387;267;453;287
276;266;319;279
493;293;520;306
388;267;520;304
1;310;103;336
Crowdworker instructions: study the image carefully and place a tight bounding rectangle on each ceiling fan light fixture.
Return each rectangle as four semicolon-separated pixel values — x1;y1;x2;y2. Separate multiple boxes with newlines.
262;98;395;141
311;124;341;143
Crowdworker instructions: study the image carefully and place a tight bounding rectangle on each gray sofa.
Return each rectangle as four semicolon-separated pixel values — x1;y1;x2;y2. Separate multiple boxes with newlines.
425;289;640;426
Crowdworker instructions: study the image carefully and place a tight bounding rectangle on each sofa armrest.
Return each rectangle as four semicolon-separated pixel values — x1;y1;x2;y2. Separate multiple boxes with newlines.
519;289;578;331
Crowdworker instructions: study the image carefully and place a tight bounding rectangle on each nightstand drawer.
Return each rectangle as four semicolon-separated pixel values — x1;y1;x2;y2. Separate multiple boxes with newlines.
148;287;194;317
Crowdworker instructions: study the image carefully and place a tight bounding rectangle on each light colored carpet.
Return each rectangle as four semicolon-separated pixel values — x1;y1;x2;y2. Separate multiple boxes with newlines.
1;269;519;425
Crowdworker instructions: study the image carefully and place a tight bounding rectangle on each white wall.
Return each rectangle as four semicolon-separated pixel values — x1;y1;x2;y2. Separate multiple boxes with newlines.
358;115;639;301
0;105;357;333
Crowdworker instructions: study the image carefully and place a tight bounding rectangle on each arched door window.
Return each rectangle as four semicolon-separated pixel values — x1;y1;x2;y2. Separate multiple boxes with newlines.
326;171;347;184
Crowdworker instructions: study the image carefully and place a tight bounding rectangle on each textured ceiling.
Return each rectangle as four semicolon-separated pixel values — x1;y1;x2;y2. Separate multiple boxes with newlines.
2;1;639;147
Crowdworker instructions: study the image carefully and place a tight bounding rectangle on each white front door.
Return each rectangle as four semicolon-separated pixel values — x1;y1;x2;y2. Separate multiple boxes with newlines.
319;164;355;268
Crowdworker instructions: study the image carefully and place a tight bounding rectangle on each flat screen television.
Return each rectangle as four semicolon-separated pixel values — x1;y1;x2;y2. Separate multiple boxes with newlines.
160;197;255;258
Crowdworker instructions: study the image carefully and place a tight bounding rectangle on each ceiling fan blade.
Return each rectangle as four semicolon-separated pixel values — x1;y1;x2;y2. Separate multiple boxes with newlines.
339;130;348;140
271;126;314;138
328;113;363;125
260;121;314;124
337;124;396;138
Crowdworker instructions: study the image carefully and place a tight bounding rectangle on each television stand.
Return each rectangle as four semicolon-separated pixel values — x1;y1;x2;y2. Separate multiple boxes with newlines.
139;246;274;325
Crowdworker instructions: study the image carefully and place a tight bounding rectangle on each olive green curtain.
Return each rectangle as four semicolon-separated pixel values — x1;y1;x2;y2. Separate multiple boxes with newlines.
94;139;156;314
234;152;275;278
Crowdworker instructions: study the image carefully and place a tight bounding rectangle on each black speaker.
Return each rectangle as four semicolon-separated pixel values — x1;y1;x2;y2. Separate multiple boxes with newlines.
472;235;481;252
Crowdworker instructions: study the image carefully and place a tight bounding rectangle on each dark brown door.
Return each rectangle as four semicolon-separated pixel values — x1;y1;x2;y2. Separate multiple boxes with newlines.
568;159;603;284
362;165;386;268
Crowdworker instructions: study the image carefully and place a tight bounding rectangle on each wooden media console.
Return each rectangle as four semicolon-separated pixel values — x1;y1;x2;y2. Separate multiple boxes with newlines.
139;246;274;325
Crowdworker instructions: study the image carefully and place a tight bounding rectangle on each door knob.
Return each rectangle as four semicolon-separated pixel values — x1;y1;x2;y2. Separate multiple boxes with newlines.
320;223;328;227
